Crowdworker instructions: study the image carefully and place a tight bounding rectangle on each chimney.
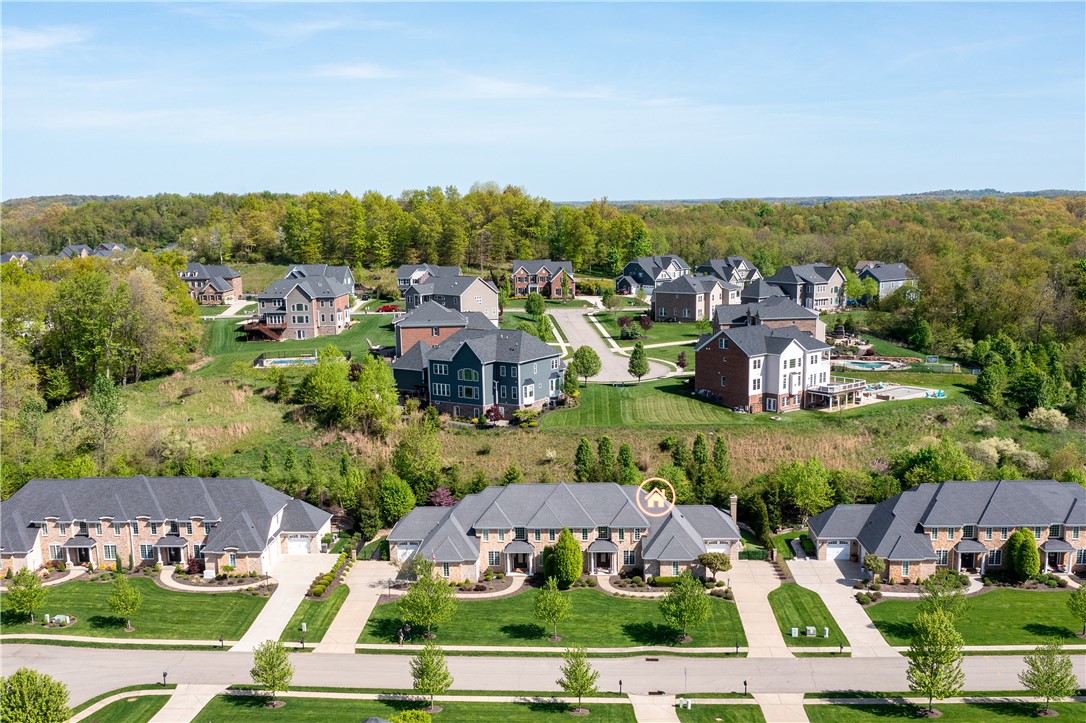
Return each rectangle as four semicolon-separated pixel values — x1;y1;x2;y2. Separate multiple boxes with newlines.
729;494;738;524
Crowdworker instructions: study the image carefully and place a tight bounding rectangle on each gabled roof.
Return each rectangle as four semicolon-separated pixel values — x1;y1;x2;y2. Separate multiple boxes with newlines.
697;257;760;284
58;245;93;259
406;275;498;298
624;255;691;280
183;263;241;281
695;324;828;355
259;276;349;300
281;498;333;532
654;275;737;295
206;276;236;292
285;264;353;288
425;328;560;365
715;297;818;327
808;505;876;540
766;264;842;287
394;301;470;329
391;341;432;372
739;279;785;303
1;252;37;264
859;263;916;284
512;260;574;277
396;264;461;279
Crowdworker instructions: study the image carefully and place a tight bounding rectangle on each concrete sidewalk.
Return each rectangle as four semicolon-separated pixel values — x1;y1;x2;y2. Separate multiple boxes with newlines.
232;553;336;653
149;684;224;722
728;560;793;658
71;689;175;723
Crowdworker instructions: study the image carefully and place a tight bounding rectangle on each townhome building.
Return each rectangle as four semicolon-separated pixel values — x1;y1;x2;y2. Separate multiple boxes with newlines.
694;325;860;413
392;327;564;420
510;260;576;298
696;257;763;287
178;262;244;305
397;263;462;291
392;301;496;357
653;275;739;323
808;480;1086;581
615;255;691;295
857;262;918;298
402;275;500;322
714;296;826;342
388;482;741;580
764;264;846;310
0;476;331;576
246;265;353;341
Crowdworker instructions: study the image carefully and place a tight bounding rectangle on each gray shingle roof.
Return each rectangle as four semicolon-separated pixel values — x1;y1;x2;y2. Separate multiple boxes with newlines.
397;264;461;280
259;276;350;300
739;279;785;303
183;263;241;281
696;325;828;356
407;276;498;297
512;260;574;277
859;263;916;283
281;499;333;533
808;505;876;539
391;341;431;372
654;275;736;295
394;302;470;328
624;255;691;281
766;264;841;287
285;264;353;288
715;297;818;327
697;258;760;284
0;477;328;556
425;328;560;365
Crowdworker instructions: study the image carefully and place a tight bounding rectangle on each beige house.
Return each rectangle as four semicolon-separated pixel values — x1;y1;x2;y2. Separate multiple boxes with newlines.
247;267;353;341
388;483;741;581
403;276;500;322
0;477;331;576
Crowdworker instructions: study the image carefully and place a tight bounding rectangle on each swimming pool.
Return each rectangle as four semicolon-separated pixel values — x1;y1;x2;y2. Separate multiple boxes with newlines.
835;360;893;371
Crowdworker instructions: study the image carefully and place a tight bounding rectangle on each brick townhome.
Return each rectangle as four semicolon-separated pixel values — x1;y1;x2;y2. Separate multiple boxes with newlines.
808;480;1086;581
0;477;331;576
392;301;497;357
510;260;576;298
388;483;741;581
653;275;739;323
178;262;243;305
694;325;858;413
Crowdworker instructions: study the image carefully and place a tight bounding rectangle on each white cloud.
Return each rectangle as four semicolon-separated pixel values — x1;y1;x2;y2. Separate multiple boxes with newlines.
315;62;402;80
3;25;90;54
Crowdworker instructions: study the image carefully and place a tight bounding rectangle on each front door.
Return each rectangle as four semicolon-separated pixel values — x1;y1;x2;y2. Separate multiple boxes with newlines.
166;547;181;564
512;553;528;573
1047;552;1063;571
960;552;974;570
76;548;90;564
595;553;611;572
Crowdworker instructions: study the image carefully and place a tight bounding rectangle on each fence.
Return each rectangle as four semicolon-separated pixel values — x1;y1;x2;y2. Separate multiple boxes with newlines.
739;548;769;561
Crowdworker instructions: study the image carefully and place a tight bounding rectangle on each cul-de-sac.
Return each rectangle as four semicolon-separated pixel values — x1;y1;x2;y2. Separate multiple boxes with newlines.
2;3;1085;723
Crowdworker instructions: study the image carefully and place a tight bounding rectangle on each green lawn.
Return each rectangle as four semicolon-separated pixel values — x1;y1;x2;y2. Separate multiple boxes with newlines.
199;305;232;316
80;695;171;723
279;585;349;643
593;313;704;345
505;298;594;310
865;589;1080;646
360;587;746;648
0;578;267;640
677;704;767;722
195;697;637;721
359;536;389;561
805;702;1086;722
500;310;544;331
641;343;696;369
767;583;848;648
770;531;814;561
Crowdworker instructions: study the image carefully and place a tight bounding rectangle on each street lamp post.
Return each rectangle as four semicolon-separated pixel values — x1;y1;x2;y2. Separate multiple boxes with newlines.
162;671;168;687
744;680;747;696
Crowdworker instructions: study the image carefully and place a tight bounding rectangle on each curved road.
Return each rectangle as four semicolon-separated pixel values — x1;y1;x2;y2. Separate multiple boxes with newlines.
549;308;671;383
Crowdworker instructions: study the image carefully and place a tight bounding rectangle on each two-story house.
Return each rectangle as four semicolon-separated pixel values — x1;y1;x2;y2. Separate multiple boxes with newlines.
808;480;1086;580
392;327;564;420
857;262;918;298
510;260;576;298
247;266;353;341
396;263;462;291
615;255;691;295
178;262;244;305
653;275;739;323
0;476;331;577
388;482;741;581
764;264;846;310
714;297;826;341
696;257;763;287
1;252;37;265
392;301;496;357
402;276;500;322
694;325;858;413
739;279;786;304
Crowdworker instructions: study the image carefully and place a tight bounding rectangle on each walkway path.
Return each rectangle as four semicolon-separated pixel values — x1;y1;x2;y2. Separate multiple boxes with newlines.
728;561;793;658
157;566;276;593
149;684;223;722
231;553;336;653
549;308;669;382
315;559;397;654
754;693;809;722
789;557;898;658
628;693;680;722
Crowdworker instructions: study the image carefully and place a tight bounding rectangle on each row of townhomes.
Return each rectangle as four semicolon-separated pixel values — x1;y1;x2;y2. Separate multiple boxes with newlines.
809;480;1086;580
388;482;741;580
392;307;564;419
178;262;244;305
0;477;331;576
244;264;355;341
2;244;129;265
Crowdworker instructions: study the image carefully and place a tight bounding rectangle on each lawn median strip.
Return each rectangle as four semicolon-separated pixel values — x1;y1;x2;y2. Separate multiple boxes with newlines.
71;684;178;714
767;582;848;648
279;585;349;644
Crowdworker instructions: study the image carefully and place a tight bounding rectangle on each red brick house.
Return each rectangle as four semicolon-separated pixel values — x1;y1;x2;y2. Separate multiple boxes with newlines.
510;260;576;298
392;301;497;356
178;263;244;305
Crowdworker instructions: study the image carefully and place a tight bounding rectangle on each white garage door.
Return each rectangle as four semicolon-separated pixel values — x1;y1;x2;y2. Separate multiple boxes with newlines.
826;541;850;560
397;543;418;562
287;536;311;554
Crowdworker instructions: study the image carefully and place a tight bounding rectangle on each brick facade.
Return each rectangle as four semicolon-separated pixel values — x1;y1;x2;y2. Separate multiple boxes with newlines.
397;325;465;356
694;340;760;411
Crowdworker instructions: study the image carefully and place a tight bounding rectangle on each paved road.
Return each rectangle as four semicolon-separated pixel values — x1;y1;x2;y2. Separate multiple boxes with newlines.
231;553;337;652
10;645;1081;709
549;308;670;383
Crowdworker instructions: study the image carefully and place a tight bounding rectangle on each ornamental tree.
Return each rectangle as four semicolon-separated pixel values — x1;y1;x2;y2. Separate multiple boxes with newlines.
250;640;294;706
569;346;601;386
5;569;47;623
917;568;970;623
525;292;546;317
556;646;599;709
397;559;458;637
107;574;143;631
659;570;711;642
697;552;732;580
1018;641;1078;715
534;576;572;641
628;342;649;382
0;667;70;723
906;609;965;715
411;641;453;711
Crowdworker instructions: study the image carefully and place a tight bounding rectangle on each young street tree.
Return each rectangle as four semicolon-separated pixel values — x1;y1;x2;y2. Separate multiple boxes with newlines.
397;559;458;637
659;570;711;642
1018;641;1078;716
411;640;453;711
697;552;732;581
906;609;965;715
628;342;649;382
250;640;294;708
0;667;70;723
1066;586;1086;636
556;646;600;711
569;346;601;387
6;568;47;623
108;574;143;631
554;527;583;589
917;569;970;623
84;373;127;469
534;576;573;641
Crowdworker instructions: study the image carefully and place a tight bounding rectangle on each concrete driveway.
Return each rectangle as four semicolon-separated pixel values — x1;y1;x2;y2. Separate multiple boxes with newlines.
549;308;670;383
728;561;793;658
231;553;337;652
789;557;898;658
315;559;400;654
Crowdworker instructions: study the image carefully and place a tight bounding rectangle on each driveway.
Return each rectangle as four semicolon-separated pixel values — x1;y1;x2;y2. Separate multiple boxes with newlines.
548;308;670;383
728;561;793;658
315;559;400;654
789;557;898;658
231;553;337;652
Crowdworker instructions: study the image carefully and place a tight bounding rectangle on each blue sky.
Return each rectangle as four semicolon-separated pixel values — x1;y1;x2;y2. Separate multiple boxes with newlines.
3;2;1083;201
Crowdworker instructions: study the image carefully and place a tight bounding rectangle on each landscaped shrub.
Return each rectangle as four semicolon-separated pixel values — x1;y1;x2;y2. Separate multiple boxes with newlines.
631;576;643;586
651;576;685;587
855;592;871;605
311;585;326;597
473;584;486;592
585;577;597;587
1026;407;1069;432
496;572;504;579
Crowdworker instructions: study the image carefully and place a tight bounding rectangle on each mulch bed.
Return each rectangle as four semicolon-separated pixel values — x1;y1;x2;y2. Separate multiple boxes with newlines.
456;576;514;595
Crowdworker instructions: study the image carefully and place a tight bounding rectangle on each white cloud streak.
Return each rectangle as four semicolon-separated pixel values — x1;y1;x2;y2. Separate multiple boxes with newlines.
3;25;90;54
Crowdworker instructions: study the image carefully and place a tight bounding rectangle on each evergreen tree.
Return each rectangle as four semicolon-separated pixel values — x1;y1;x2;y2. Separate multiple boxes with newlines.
617;443;639;485
554;528;583;589
692;433;710;468
1007;527;1040;581
628;342;649;382
499;464;524;486
574;437;594;483
378;472;416;525
712;435;731;481
595;436;617;483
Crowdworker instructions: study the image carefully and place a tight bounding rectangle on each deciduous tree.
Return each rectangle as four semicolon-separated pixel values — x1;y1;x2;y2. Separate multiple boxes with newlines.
556;646;599;709
525;292;545;317
1066;586;1086;636
906;609;965;715
1018;641;1078;716
534;576;572;641
379;472;416;525
85;374;127;470
697;552;731;580
569;346;601;386
107;574;143;631
411;641;453;710
0;667;70;723
659;570;711;642
397;559;458;636
250;640;294;706
6;569;47;623
628;342;649;382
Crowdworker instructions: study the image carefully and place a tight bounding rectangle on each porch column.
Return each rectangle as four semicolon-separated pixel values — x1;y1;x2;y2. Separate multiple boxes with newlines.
527;555;533;576
955;553;960;572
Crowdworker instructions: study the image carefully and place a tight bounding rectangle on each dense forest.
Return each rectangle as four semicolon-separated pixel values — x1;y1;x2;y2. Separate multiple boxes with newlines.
4;186;1084;350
